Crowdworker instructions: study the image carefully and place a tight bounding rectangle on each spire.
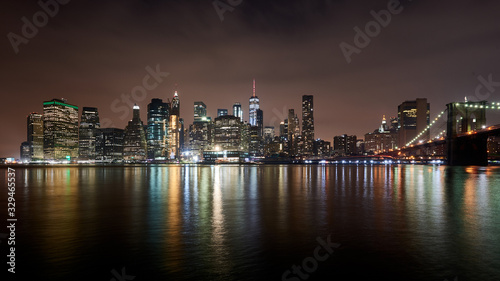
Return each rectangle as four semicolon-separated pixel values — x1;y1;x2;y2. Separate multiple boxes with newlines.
174;91;178;97
253;78;256;97
133;104;140;110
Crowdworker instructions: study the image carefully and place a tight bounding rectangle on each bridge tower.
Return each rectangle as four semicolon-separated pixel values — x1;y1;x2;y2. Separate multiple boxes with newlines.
446;101;488;166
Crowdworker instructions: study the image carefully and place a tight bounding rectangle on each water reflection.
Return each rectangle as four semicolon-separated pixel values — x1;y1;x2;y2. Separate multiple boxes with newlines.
1;165;499;280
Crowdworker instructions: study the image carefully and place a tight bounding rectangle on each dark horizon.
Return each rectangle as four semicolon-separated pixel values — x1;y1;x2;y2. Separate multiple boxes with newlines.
2;0;500;158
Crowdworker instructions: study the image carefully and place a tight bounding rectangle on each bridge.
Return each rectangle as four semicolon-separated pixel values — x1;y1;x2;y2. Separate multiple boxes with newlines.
383;101;500;166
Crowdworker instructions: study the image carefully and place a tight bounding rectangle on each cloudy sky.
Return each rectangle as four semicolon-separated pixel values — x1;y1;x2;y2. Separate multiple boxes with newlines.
1;0;500;157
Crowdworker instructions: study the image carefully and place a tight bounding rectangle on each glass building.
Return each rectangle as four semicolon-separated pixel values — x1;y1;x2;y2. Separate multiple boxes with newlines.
194;101;207;122
43;99;79;161
301;95;314;156
147;99;169;160
233;102;243;122
217;109;228;117
96;128;124;162
249;79;259;126
27;112;44;161
168;91;181;159
398;98;430;148
79;107;100;161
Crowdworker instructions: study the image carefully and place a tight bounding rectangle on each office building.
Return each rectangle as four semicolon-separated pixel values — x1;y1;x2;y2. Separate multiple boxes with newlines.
313;139;331;157
79;107;100;161
217;109;228;117
96;128;124;162
147;98;169;160
333;134;357;156
233;102;243;122
365;116;398;154
124;104;147;161
398;98;430;147
27;113;44;161
302;95;314;155
249;79;259;126
43;99;79;161
213;115;243;150
194;101;207;122
168;91;181;159
20;142;30;162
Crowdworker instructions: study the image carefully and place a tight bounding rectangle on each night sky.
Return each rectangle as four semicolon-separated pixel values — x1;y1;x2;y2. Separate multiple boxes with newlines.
1;0;500;157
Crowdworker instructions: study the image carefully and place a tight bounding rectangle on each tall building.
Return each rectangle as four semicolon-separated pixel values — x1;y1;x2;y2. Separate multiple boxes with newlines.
27;113;44;161
213;115;243;150
233;102;243;122
96;128;124;162
333;134;357;156
398;98;430;147
256;109;263;138
43;99;79;161
20;141;30;162
79;107;100;161
313;139;331;157
194;102;207;122
365;116;398;154
263;126;275;144
124;104;147;161
217;109;228;117
168;91;181;159
302;95;314;155
287;109;298;156
147;99;169;160
249;79;260;126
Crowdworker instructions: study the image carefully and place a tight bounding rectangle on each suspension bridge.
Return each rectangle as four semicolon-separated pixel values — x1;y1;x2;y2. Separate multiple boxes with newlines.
383;100;500;166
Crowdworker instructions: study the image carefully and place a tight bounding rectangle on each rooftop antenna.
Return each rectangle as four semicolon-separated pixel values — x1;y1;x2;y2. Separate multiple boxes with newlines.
253;78;256;97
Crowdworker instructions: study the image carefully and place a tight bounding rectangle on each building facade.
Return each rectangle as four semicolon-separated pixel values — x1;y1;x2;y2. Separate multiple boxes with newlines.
43;99;79;161
302;95;314;156
96;128;124;162
398;98;430;147
79;107;100;161
27;112;44;161
124;105;147;161
147;99;169;160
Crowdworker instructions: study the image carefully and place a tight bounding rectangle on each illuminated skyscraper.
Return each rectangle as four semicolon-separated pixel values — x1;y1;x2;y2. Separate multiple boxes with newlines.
96;128;124;162
256;109;263;138
301;95;314;156
233;102;243;122
124;104;147;161
194;101;207;122
398;98;430;147
147;99;169;160
249;79;259;126
27;112;44;161
79;107;100;161
168;91;181;159
217;109;228;117
43;99;79;161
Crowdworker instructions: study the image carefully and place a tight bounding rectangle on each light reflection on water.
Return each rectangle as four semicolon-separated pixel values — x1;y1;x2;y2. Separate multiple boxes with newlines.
1;165;499;280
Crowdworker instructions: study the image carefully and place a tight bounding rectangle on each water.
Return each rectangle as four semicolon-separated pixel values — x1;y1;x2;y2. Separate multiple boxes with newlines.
1;165;500;281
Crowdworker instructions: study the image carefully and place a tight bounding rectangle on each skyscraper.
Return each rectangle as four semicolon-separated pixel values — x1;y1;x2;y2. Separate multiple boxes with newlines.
168;91;181;159
43;99;79;161
79;107;100;161
256;108;263;138
27;113;43;161
398;98;430;147
124;104;147;161
287;109;297;156
334;135;357;155
301;95;314;155
147;98;169;160
217;109;228;117
96;128;124;162
249;79;259;126
233;102;243;122
194;102;207;122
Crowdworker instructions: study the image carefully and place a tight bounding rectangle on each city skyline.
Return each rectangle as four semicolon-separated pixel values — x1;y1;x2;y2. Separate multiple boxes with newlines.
2;0;500;157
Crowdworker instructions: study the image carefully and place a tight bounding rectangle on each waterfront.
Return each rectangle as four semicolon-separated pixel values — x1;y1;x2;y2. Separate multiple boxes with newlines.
1;165;499;280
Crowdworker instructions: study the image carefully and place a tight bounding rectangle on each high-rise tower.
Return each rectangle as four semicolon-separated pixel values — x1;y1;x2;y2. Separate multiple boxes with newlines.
124;104;147;161
147;98;169;160
43;99;79;161
249;79;260;126
79;107;100;161
168;91;181;159
233;102;243;122
27;113;44;161
301;95;314;155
